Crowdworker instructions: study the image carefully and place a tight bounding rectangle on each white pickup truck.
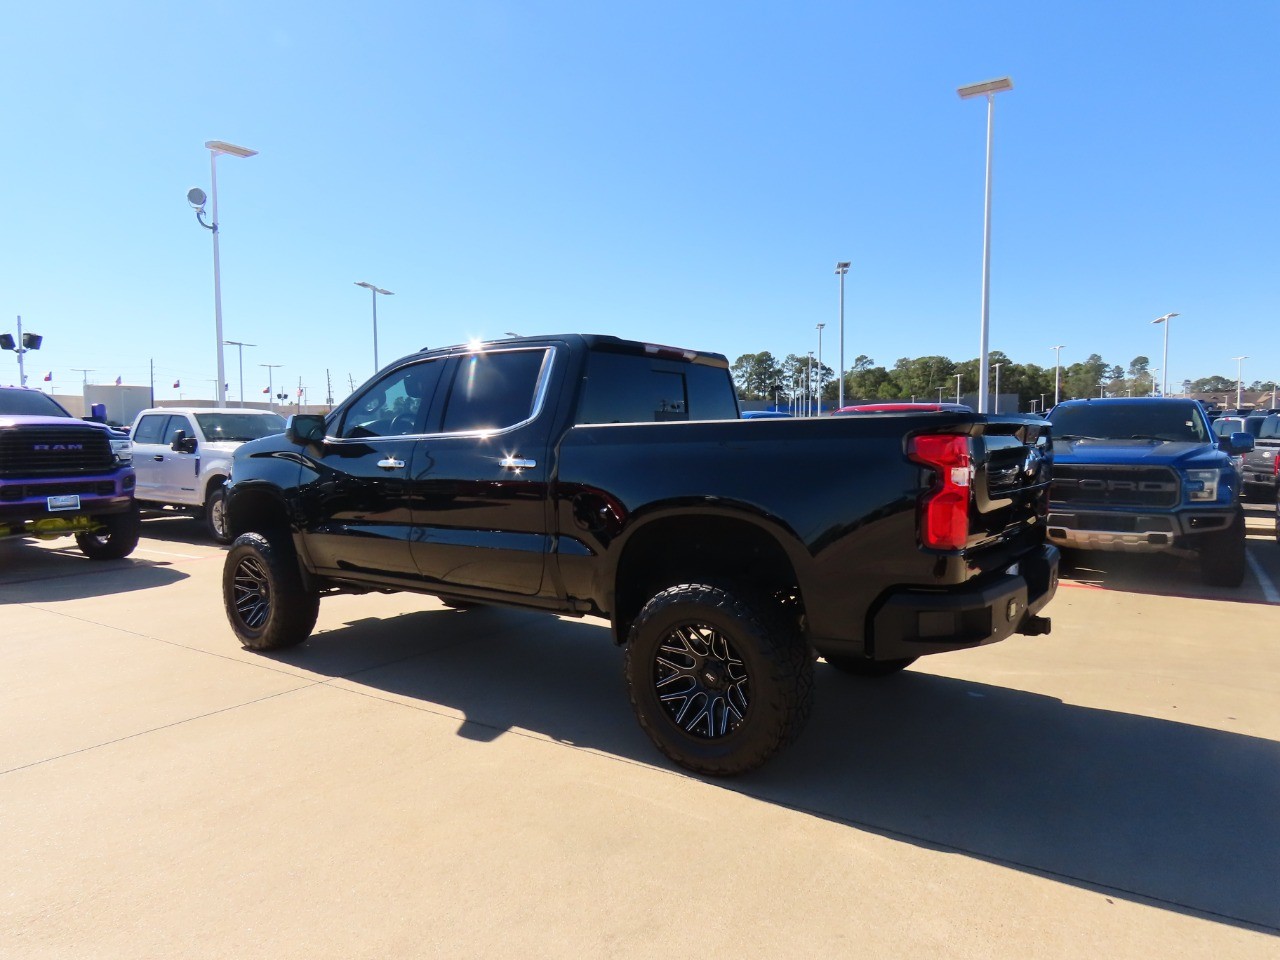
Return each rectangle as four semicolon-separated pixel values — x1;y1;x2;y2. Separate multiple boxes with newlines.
129;407;286;542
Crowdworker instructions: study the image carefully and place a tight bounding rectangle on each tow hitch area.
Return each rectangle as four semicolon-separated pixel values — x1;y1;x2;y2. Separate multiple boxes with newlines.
1018;615;1052;637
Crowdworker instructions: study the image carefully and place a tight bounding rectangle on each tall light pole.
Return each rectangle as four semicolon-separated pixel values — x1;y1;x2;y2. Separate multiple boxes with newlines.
835;261;850;410
260;363;283;412
223;339;255;406
187;140;257;408
957;76;1013;415
1052;344;1065;406
955;373;963;404
355;282;394;372
806;351;815;417
992;362;1003;413
1232;355;1248;409
815;322;826;416
1150;312;1180;397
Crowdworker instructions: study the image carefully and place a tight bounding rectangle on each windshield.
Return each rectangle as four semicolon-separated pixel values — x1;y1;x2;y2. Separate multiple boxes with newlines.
1049;403;1209;443
194;411;286;442
0;388;72;417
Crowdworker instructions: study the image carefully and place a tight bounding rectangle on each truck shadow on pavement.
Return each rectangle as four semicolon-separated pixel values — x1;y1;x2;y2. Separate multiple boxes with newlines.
270;606;1279;935
0;547;189;602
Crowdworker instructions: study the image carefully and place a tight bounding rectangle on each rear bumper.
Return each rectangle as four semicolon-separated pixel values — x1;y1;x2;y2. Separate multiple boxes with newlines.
1045;505;1238;553
856;544;1059;661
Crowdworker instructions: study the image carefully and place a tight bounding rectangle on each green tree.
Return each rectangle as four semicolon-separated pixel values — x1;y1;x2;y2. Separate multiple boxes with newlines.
1063;354;1109;399
730;351;782;400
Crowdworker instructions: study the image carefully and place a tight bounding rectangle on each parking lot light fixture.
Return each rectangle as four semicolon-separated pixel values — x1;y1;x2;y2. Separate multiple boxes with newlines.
815;323;826;416
835;262;851;409
223;340;255;406
355;282;394;372
189;140;257;408
1052;345;1065;405
957;75;1013;414
1151;312;1180;397
1232;355;1248;409
260;363;282;412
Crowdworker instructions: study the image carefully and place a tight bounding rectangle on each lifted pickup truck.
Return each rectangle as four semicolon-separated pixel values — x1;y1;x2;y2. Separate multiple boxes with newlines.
222;334;1058;775
130;406;285;542
1045;397;1252;586
0;386;139;559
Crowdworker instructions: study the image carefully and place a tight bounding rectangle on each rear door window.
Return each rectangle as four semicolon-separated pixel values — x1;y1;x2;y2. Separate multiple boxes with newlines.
439;348;551;434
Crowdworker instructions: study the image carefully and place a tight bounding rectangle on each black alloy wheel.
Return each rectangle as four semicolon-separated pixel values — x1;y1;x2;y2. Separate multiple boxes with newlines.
625;583;814;777
222;531;319;650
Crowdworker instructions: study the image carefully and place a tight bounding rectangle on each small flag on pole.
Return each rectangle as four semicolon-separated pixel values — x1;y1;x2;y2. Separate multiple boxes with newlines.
173;379;180;389
262;386;269;393
43;372;52;382
115;376;122;386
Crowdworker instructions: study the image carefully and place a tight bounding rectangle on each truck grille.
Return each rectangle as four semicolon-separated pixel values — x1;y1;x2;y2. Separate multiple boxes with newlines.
0;425;115;477
1050;465;1179;508
0;480;118;501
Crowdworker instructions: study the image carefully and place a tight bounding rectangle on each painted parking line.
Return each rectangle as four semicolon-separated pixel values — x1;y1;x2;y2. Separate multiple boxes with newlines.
132;546;208;561
1246;548;1280;604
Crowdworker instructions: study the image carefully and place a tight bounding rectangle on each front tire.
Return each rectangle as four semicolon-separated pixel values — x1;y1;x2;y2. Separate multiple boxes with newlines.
1200;513;1246;588
204;484;231;544
625;583;814;776
223;532;319;650
75;508;140;560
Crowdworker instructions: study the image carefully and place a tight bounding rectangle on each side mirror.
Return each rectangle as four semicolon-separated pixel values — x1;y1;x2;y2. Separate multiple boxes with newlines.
286;414;327;445
1225;431;1255;455
171;430;198;454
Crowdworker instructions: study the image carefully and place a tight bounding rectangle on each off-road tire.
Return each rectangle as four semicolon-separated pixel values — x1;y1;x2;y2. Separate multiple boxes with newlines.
625;583;814;777
1199;513;1246;588
223;531;319;650
822;653;918;677
75;508;141;560
204;484;231;544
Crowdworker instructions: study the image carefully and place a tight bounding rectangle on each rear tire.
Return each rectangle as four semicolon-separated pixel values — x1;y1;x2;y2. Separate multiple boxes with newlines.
625;583;814;776
1200;513;1246;588
204;485;231;544
822;653;917;677
75;508;140;560
223;531;319;650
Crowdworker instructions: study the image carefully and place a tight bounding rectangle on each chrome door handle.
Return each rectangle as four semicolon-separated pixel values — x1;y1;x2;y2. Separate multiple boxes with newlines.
152;455;164;461
500;457;536;469
376;458;405;470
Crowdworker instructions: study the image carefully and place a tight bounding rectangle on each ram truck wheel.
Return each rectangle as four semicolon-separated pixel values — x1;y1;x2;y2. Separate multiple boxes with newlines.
204;485;232;544
223;532;319;650
625;583;814;776
75;508;141;561
1199;514;1246;588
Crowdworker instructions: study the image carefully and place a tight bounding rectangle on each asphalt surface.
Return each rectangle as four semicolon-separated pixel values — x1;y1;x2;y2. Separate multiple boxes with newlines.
2;503;1278;958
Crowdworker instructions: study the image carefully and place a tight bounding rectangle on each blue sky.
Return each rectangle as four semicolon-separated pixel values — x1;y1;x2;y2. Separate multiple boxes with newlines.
2;2;1276;405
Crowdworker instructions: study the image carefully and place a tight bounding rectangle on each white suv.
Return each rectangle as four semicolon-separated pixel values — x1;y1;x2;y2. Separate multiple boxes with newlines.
129;407;286;542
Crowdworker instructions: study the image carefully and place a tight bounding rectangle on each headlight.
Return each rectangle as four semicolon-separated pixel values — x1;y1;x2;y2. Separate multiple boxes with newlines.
1185;468;1222;502
110;438;133;464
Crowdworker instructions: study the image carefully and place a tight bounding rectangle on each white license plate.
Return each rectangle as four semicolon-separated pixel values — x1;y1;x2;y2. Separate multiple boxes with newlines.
47;495;81;512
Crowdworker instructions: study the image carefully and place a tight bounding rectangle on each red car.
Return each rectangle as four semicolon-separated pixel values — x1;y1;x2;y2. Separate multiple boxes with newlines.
831;402;973;415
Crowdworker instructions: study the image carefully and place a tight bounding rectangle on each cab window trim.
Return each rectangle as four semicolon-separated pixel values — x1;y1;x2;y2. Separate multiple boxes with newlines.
323;346;556;444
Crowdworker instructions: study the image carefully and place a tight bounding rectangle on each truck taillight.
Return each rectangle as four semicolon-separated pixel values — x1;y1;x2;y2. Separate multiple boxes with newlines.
909;434;972;550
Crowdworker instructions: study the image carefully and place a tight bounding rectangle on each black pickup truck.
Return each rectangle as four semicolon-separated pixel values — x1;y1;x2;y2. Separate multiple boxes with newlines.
222;334;1058;774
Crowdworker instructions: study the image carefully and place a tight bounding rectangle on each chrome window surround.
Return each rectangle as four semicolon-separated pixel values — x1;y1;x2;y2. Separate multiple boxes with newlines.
323;345;557;444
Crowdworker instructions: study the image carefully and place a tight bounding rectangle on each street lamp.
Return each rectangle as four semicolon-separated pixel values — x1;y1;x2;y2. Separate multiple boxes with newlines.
1150;312;1180;397
1232;355;1248;409
835;261;850;410
815;323;826;416
260;363;282;412
1051;344;1065;406
992;361;1003;414
955;372;963;405
187;140;258;408
355;282;394;372
806;351;815;417
0;316;42;386
223;339;255;406
957;75;1013;415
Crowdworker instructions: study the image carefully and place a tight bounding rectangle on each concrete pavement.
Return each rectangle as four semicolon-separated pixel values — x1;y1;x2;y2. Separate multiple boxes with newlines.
2;510;1277;958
